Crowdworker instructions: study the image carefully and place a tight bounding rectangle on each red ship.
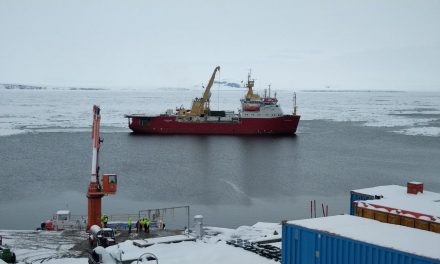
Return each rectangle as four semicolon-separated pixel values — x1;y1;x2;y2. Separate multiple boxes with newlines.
126;66;300;135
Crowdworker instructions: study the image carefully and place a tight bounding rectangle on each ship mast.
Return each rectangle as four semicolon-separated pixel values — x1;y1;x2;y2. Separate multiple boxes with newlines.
245;69;260;101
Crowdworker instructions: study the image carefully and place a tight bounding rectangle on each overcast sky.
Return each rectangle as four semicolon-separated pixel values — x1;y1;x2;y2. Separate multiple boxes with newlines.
0;0;439;90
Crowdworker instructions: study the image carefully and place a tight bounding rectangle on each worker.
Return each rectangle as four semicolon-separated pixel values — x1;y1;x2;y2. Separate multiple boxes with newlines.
145;218;151;233
101;214;108;228
128;217;132;234
142;218;147;233
136;219;140;233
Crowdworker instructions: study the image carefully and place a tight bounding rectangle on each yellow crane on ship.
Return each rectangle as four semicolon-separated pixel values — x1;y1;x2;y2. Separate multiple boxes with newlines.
177;66;221;117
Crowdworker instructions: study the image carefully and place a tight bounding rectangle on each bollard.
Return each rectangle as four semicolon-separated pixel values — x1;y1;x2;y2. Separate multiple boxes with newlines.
194;215;204;239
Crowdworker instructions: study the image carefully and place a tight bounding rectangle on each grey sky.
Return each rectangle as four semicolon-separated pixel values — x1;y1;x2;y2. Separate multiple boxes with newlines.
1;0;439;90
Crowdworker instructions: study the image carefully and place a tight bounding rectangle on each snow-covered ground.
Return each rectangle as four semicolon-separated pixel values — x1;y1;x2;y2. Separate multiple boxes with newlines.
0;222;281;264
1;85;439;137
0;229;87;263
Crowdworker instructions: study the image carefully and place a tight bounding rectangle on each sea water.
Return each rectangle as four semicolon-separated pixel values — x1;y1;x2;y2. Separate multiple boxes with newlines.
0;87;439;229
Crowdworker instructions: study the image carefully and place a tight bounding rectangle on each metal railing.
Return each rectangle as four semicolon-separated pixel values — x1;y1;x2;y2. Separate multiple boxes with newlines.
138;205;190;231
53;205;191;232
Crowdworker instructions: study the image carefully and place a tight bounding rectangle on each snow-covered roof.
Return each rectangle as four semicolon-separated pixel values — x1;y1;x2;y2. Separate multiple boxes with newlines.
352;185;440;220
287;215;440;260
352;185;394;195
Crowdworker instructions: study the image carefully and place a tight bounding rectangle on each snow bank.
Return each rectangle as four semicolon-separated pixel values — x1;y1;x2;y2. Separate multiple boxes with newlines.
106;239;278;264
0;230;87;264
204;222;281;242
32;258;88;264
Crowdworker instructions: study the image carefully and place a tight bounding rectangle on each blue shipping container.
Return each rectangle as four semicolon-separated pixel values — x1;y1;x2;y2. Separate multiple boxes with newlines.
282;223;440;264
350;191;375;215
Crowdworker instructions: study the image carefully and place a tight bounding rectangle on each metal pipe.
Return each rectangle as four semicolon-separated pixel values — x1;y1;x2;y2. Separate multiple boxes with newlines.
314;200;316;218
187;205;190;233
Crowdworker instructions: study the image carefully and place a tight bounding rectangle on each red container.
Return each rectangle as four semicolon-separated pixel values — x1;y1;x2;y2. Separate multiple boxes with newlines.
407;182;424;194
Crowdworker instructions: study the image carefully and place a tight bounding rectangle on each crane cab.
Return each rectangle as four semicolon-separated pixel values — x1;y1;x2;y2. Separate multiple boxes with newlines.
102;174;117;194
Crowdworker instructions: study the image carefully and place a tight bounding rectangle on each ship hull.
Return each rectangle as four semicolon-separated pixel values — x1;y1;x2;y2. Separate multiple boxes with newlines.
126;115;300;135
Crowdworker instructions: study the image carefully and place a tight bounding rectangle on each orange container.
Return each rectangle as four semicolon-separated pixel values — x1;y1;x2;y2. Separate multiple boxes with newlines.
387;214;401;225
401;216;415;228
355;207;363;217
415;219;430;231
430;222;440;233
374;211;388;223
362;208;375;220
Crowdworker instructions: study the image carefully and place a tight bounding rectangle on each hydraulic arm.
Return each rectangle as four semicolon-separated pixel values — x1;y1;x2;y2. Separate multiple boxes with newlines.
189;66;221;116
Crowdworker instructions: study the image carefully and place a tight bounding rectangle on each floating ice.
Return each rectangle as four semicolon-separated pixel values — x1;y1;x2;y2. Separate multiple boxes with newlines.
1;87;439;137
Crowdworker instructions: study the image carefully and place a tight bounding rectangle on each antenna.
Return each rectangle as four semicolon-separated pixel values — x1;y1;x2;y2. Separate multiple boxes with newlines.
246;69;251;89
293;92;297;115
217;70;220;111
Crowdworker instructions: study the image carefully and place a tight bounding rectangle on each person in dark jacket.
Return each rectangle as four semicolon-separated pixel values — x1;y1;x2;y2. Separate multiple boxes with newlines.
128;217;132;234
136;219;140;233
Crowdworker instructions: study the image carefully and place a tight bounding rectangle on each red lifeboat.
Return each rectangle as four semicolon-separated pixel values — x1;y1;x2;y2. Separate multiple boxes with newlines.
45;220;54;231
243;104;260;111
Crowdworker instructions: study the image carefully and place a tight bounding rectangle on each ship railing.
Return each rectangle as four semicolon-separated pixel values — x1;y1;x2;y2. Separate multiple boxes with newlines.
106;213;141;230
138;205;190;231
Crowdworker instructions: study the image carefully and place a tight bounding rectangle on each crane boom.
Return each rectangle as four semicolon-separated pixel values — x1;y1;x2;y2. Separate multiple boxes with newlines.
91;105;101;183
189;66;220;116
202;66;221;103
